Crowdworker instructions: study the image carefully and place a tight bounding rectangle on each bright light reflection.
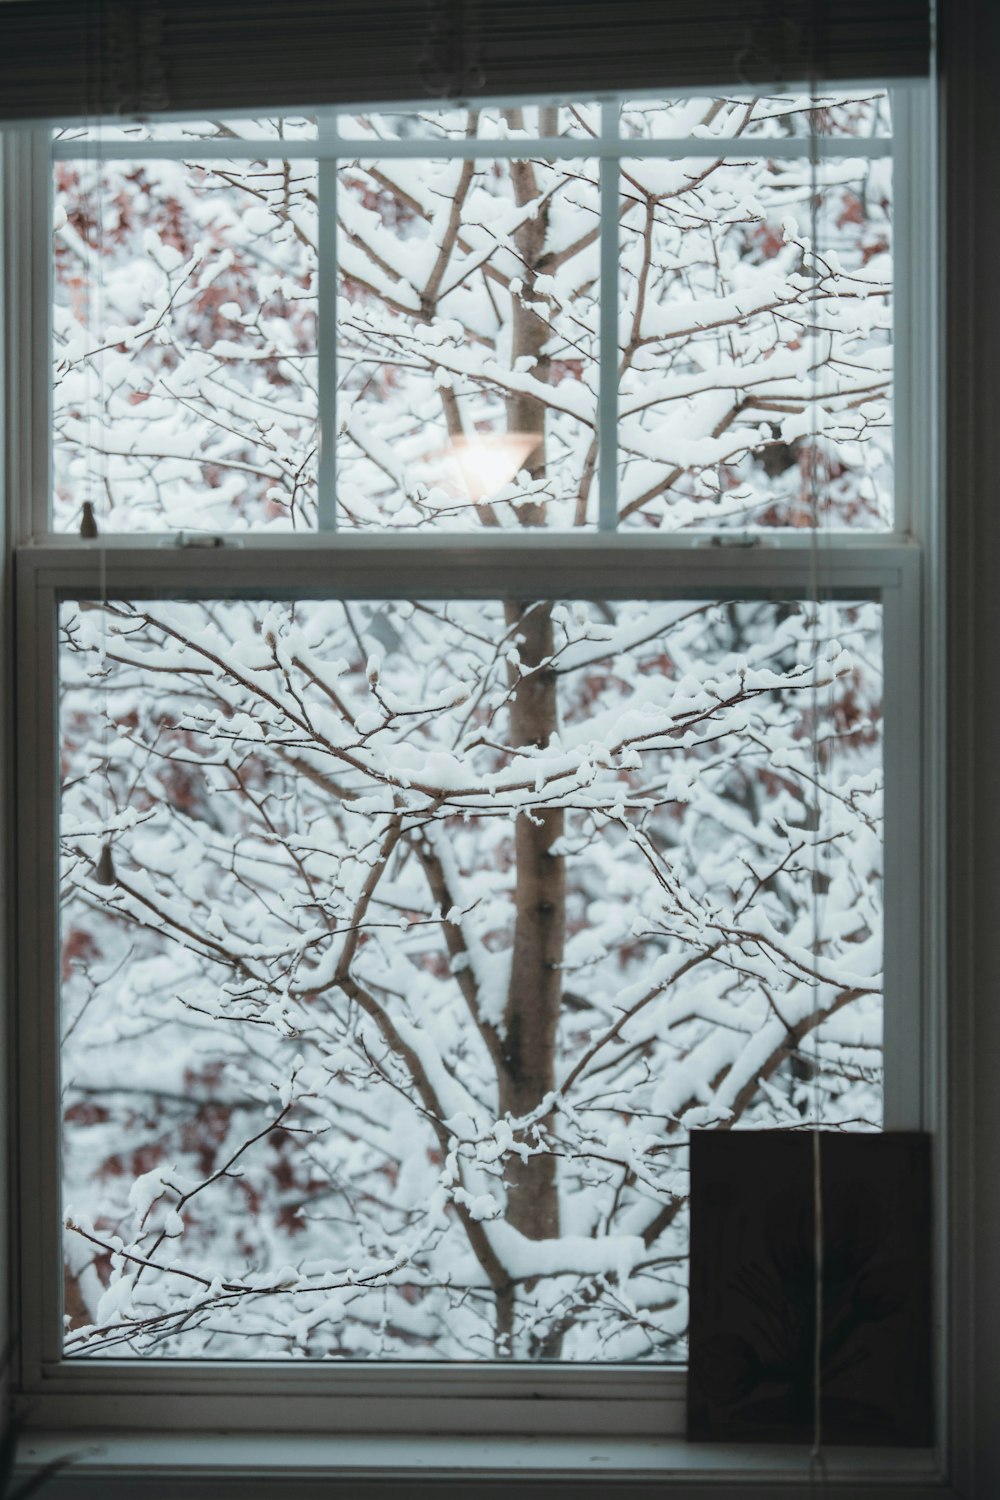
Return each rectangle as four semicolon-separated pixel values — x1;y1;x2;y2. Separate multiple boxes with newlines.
442;432;541;501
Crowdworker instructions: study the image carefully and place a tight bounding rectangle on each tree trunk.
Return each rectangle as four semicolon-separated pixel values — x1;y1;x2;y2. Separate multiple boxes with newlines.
500;598;565;1246
498;108;565;1251
503;108;555;527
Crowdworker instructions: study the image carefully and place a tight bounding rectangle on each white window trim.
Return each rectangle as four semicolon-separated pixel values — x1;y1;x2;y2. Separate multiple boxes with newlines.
0;66;971;1495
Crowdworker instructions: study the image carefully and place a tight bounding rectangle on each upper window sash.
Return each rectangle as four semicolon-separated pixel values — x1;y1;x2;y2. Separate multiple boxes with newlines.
27;90;905;540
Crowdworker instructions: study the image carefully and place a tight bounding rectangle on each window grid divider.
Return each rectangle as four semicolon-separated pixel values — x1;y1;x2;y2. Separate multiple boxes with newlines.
49;136;895;164
316;112;339;531
598;99;619;530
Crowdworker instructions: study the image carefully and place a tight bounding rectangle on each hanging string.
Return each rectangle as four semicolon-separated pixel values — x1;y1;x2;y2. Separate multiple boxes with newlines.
732;18;830;1479
82;0;116;888
805;2;830;1490
736;21;829;1482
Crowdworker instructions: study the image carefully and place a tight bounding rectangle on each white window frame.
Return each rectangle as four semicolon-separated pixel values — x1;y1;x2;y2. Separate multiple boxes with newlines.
0;78;958;1495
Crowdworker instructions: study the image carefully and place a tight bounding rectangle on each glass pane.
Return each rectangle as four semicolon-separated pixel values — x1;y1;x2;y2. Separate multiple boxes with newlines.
60;597;882;1360
53;157;318;533
618;155;893;530
621;91;891;141
337;103;600;142
336;157;600;530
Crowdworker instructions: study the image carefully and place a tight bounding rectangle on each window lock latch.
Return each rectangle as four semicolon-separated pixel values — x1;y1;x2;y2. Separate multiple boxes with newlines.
168;533;244;549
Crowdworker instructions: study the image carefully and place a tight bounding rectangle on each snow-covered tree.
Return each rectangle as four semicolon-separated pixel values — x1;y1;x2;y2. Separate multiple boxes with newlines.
54;93;889;1359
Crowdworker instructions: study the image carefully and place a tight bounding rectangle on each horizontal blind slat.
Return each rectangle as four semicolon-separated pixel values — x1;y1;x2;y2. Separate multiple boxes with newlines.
0;0;930;124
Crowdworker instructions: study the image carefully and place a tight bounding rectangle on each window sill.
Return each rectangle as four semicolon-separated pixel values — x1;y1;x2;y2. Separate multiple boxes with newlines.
15;1432;952;1499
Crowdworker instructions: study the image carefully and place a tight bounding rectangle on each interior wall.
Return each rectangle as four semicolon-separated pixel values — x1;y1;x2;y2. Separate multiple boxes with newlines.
942;0;1000;1493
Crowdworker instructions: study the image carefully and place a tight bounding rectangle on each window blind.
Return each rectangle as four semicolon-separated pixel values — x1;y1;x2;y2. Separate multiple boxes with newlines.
0;0;931;125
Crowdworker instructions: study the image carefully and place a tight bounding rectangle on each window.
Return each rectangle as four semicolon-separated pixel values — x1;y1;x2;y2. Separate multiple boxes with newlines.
6;74;941;1484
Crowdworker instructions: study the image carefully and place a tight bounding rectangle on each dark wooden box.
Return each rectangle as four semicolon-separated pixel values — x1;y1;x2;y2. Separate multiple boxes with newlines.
687;1130;933;1446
